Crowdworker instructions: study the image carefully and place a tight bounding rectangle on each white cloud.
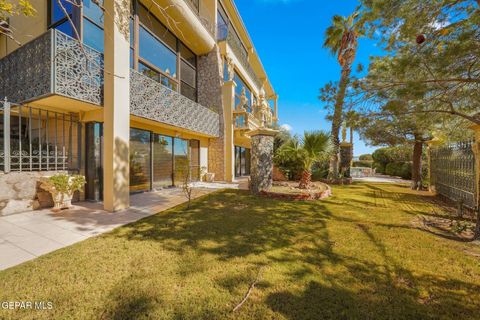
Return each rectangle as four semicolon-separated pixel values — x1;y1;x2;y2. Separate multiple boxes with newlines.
281;124;293;131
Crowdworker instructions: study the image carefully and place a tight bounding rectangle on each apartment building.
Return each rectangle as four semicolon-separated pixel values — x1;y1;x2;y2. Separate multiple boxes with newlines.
0;0;278;214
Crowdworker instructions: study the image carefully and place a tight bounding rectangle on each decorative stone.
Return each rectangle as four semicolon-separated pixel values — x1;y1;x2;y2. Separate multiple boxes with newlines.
250;128;277;194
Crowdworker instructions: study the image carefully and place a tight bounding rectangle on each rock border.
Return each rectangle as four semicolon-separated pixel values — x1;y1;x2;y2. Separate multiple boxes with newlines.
259;183;332;201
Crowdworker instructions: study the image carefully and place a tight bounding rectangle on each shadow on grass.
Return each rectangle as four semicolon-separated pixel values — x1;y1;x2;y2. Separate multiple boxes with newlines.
104;186;479;319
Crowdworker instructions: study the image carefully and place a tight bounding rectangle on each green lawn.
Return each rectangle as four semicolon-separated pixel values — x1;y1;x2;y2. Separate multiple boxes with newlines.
1;183;479;320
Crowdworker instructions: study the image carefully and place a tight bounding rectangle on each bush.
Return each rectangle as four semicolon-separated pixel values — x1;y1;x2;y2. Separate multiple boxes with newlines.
359;154;373;161
385;162;412;179
311;159;329;181
352;160;373;168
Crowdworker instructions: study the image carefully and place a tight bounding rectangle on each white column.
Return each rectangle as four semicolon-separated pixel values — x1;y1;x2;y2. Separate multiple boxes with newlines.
103;0;130;212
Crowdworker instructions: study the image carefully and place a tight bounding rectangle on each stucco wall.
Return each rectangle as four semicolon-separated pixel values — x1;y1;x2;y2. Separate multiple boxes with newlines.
198;45;226;181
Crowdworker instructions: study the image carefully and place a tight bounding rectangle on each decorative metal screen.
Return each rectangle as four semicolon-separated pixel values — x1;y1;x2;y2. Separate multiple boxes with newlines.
0;29;103;105
430;140;477;209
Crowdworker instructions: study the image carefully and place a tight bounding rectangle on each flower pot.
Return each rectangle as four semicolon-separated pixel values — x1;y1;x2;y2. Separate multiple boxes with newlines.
52;192;74;211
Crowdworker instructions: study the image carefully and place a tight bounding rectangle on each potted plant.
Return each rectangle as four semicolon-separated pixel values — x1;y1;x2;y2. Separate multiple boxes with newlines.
40;174;86;211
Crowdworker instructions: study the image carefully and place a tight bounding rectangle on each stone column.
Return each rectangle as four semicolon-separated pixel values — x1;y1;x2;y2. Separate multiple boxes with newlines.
250;128;277;194
102;0;130;212
222;80;236;182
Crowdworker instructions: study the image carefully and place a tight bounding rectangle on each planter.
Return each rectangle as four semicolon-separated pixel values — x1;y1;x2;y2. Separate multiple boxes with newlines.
204;172;215;182
40;174;85;212
259;182;332;201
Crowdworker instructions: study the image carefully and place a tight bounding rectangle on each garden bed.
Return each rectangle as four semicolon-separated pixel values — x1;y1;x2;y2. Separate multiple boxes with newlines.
260;181;332;201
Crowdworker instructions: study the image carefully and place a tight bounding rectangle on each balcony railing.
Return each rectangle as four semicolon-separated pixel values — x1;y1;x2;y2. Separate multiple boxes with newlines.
234;110;261;131
0;29;104;105
217;24;262;89
130;69;220;137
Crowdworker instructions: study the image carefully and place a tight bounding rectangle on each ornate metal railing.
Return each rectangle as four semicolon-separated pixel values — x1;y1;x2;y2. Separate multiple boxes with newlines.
0;29;103;105
0;100;81;173
430;140;477;209
130;69;220;137
217;24;262;89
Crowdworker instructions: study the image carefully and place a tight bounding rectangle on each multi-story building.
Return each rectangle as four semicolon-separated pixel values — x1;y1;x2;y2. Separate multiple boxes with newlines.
0;0;278;214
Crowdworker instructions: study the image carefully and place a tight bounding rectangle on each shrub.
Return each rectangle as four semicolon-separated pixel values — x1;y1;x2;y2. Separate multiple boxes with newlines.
352;160;373;168
385;162;412;179
359;154;373;161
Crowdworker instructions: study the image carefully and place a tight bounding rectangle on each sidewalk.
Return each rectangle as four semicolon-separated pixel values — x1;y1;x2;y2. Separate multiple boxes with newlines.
0;187;216;271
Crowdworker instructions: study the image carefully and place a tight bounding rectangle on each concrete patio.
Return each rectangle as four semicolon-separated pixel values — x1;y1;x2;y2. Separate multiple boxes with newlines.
0;187;220;271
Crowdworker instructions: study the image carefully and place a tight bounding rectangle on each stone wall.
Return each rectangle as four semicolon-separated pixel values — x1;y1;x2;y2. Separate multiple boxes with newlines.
251;133;275;194
0;171;66;215
198;45;226;181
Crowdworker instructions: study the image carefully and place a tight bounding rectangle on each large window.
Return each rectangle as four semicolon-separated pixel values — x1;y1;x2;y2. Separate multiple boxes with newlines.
152;134;173;189
83;0;104;52
137;3;197;101
48;0;76;37
234;72;252;112
235;146;251;177
130;128;152;193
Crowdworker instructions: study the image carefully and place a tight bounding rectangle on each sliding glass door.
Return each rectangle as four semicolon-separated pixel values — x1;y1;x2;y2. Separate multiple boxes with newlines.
130;128;152;193
152;134;173;189
235;146;251;177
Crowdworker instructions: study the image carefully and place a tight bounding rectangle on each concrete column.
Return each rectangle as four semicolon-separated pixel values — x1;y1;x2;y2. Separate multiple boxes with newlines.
250;128;277;194
222;80;236;182
103;0;130;212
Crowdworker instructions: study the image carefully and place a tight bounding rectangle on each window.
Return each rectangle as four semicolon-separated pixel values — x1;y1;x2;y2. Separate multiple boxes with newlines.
49;0;76;37
139;26;177;78
138;62;177;91
234;72;252;111
217;3;229;41
153;134;173;189
83;0;104;52
130;128;152;193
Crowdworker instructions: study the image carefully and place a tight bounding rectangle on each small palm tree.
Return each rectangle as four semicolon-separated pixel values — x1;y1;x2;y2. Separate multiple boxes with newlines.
276;131;330;189
324;10;362;178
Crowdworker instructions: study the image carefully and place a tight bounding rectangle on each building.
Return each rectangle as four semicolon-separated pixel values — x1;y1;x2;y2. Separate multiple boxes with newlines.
0;0;278;214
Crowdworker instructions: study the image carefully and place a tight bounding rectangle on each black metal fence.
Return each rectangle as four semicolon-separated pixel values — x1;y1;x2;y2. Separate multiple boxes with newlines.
430;140;477;210
0;99;82;173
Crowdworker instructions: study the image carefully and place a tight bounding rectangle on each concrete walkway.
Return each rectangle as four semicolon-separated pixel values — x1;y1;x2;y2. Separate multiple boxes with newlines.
353;175;411;184
0;187;216;271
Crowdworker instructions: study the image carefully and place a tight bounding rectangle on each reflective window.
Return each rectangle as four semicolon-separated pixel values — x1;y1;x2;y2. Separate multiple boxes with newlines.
138;4;176;50
83;18;104;52
51;0;72;26
173;138;188;186
139;26;177;78
83;0;104;26
138;62;177;91
234;72;252;111
153;135;173;189
130;128;152;193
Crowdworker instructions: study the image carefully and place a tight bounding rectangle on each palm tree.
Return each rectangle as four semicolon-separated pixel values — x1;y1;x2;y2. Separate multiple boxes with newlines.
323;11;362;179
276;131;330;189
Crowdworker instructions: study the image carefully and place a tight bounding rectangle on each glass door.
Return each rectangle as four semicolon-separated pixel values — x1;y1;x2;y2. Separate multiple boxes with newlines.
173;138;188;186
129;128;152;193
85;122;103;201
152;134;173;189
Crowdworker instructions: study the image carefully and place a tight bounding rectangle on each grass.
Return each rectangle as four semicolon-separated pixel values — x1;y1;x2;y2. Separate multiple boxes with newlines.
1;183;479;320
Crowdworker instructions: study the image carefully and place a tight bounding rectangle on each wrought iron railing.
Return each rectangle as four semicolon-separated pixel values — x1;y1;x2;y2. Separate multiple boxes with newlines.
0;99;81;173
217;24;263;89
0;28;103;106
130;69;220;137
430;140;477;210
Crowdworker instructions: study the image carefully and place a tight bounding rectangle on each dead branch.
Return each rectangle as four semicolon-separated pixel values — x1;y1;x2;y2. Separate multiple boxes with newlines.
232;268;263;313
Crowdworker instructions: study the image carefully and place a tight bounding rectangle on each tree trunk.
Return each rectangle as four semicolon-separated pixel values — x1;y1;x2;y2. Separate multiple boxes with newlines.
411;139;423;190
474;210;480;241
350;127;354;144
299;170;312;189
329;66;353;179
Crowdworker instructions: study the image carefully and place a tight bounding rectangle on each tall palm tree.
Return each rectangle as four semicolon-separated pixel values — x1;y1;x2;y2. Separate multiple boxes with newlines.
276;131;330;189
323;11;362;179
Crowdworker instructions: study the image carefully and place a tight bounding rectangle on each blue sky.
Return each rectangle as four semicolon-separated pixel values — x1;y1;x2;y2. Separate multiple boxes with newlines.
235;0;384;156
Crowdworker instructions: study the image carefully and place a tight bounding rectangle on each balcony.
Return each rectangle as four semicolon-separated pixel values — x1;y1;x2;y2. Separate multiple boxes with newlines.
0;29;103;106
234;110;261;132
130;69;220;137
217;24;262;89
184;0;215;36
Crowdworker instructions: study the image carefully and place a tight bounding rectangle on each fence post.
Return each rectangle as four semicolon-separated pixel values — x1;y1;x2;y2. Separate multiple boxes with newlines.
471;125;480;210
3;97;10;173
426;138;441;194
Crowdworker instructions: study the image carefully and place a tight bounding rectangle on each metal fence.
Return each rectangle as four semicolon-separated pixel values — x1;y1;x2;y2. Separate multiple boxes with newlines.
430;140;477;210
0;99;81;173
